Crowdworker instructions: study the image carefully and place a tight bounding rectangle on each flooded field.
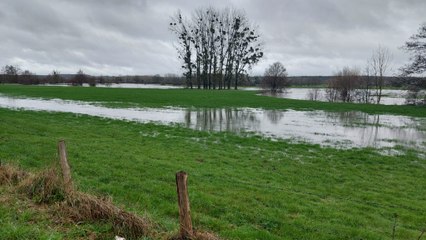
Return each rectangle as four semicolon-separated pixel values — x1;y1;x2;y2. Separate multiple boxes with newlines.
1;95;424;150
42;83;182;89
262;88;409;105
39;84;410;105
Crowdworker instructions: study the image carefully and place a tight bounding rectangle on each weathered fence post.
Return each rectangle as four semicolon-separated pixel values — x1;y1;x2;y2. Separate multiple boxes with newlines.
58;140;73;193
176;171;193;239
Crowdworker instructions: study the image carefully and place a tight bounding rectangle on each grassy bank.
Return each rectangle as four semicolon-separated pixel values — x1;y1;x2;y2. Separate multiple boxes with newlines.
0;84;425;117
0;108;425;239
0;185;114;239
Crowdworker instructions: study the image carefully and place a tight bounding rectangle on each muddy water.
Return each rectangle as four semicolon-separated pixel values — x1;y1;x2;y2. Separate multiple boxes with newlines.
0;95;424;150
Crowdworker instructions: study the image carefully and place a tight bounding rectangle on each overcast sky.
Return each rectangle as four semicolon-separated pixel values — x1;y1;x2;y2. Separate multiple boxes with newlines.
0;0;424;76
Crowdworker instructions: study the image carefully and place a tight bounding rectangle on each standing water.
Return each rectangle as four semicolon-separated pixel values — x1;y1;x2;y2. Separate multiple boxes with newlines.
261;88;409;105
0;95;424;150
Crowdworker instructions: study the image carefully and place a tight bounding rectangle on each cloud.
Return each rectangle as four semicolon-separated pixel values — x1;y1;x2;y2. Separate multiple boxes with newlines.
0;0;424;76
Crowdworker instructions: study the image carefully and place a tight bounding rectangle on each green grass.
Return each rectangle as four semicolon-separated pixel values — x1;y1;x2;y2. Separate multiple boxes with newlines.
0;84;425;117
0;192;63;240
0;108;425;239
0;187;114;240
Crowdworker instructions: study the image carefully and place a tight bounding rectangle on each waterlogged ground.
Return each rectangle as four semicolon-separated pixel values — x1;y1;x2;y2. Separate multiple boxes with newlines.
1;95;424;150
43;83;183;89
39;84;412;105
262;88;409;105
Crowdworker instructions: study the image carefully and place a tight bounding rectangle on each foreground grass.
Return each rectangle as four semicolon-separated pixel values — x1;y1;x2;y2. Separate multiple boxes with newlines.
0;84;425;117
0;188;65;240
0;108;425;239
0;186;114;239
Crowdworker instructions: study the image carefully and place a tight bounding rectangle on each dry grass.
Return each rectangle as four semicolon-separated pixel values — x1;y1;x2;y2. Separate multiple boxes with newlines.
0;163;220;240
62;191;153;239
18;167;65;203
0;164;27;185
0;164;152;239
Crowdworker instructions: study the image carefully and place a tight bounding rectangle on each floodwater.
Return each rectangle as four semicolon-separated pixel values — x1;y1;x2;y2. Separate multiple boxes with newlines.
42;83;182;89
0;95;424;150
260;88;408;105
97;83;182;89
40;84;409;105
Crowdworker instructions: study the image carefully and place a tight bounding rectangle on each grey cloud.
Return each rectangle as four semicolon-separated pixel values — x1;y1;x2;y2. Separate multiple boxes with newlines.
0;0;424;76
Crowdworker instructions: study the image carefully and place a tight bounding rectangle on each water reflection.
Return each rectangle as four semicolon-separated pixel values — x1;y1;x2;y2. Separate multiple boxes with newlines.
265;110;285;124
262;88;408;105
184;108;264;132
0;95;424;150
321;111;425;148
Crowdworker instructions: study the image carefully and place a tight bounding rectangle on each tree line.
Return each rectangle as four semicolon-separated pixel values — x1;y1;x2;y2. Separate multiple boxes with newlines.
169;7;263;90
0;67;96;86
0;67;186;86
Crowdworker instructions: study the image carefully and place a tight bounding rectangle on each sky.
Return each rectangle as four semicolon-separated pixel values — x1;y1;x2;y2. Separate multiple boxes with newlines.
0;0;424;76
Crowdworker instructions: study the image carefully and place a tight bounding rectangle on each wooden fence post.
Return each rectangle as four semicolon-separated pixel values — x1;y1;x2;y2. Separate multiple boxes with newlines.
176;171;193;239
58;140;73;193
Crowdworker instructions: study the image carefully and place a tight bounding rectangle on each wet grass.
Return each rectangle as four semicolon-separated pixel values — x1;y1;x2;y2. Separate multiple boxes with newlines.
0;164;160;240
0;186;115;240
0;108;425;239
0;84;425;117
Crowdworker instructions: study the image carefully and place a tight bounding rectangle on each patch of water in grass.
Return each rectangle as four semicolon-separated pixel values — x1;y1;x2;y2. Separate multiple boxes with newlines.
0;95;424;150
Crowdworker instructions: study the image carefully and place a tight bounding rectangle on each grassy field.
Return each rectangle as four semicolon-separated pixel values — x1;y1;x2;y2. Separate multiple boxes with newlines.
0;84;425;117
1;107;425;239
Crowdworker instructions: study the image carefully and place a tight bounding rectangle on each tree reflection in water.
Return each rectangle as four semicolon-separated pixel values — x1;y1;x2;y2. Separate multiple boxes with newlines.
184;108;261;133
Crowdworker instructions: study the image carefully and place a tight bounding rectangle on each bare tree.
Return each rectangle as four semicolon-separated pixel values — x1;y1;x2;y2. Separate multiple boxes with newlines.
261;62;288;92
71;69;87;86
327;67;361;102
19;70;38;85
357;60;374;103
87;76;96;87
1;65;21;83
45;70;62;84
325;77;339;102
400;23;426;105
307;88;321;101
170;7;263;90
170;11;193;89
370;46;392;104
401;23;426;76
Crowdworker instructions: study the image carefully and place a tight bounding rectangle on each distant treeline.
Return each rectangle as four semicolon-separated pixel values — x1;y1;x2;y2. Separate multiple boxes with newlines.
0;64;423;89
0;72;422;89
0;71;187;86
286;76;425;88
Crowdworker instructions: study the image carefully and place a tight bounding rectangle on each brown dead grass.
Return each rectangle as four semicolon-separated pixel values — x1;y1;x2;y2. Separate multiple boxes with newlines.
0;164;27;185
18;167;65;203
0;163;220;240
62;191;153;239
